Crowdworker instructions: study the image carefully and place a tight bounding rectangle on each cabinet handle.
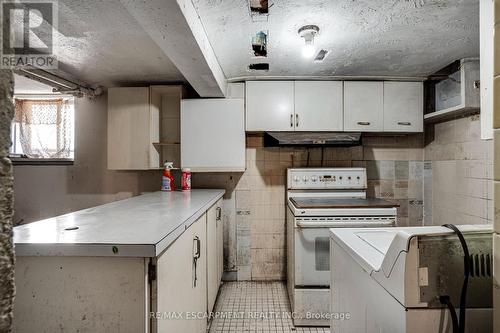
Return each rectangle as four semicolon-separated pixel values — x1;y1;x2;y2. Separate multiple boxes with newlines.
193;236;201;287
296;114;299;127
216;207;222;221
397;121;411;126
290;114;294;128
357;121;370;126
193;236;201;260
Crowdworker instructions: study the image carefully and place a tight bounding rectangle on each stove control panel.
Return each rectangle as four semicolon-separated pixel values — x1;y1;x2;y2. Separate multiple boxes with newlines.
287;168;367;190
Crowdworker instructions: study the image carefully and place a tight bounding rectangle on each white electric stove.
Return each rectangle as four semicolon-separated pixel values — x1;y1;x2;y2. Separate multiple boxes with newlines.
286;168;398;327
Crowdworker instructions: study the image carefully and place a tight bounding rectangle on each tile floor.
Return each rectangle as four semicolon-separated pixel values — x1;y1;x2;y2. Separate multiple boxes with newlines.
209;281;330;333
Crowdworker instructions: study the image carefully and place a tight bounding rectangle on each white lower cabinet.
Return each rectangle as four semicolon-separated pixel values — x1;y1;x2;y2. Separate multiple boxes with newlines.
216;200;224;285
14;205;223;333
156;213;207;333
206;198;223;313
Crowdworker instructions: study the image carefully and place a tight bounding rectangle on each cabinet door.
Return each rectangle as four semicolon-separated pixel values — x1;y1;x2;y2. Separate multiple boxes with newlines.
206;203;218;313
294;81;343;131
383;82;423;132
108;87;156;170
343;82;384;131
181;99;245;172
246;81;294;131
215;199;223;285
156;214;207;333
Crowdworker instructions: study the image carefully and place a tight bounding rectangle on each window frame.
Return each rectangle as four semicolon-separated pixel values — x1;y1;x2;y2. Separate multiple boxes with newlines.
9;95;75;165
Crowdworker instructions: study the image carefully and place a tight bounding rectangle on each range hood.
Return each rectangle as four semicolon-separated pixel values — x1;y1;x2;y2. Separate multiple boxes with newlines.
263;132;362;147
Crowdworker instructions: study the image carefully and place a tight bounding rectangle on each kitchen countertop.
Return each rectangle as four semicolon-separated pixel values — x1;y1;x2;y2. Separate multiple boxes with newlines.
14;189;225;257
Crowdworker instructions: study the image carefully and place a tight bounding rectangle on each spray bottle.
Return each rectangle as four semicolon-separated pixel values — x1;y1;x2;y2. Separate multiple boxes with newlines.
161;162;175;191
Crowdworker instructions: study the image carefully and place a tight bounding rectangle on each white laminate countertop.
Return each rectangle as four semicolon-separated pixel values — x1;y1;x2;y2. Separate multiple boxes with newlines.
14;189;225;257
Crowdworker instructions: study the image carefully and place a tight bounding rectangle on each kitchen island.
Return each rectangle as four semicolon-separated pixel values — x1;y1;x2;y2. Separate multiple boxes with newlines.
13;189;225;333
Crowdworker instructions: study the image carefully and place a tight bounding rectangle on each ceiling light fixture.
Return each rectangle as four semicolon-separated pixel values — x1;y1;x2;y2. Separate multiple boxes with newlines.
298;25;319;59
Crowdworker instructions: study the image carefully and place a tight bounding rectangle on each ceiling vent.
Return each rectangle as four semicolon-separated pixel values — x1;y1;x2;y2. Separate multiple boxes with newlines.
314;50;329;62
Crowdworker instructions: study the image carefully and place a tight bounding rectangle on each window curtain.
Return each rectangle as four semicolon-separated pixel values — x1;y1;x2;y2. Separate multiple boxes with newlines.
13;99;72;158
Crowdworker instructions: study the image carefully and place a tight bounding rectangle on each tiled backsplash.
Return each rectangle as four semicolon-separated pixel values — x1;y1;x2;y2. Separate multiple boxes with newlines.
193;133;425;281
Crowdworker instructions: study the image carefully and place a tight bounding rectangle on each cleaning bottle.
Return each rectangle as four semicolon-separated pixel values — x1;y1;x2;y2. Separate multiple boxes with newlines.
181;168;191;191
161;162;175;191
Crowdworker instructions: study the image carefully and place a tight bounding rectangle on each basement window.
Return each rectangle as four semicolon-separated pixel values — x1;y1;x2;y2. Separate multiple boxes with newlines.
10;96;75;165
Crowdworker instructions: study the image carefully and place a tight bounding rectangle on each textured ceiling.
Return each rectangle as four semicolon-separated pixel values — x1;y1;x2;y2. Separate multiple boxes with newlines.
53;0;185;87
193;0;479;79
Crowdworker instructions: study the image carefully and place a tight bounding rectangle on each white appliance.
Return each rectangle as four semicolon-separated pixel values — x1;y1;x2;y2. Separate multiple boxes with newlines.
329;225;493;333
286;168;398;326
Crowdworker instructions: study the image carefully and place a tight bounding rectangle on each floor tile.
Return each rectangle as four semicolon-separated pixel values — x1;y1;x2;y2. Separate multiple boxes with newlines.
209;281;329;333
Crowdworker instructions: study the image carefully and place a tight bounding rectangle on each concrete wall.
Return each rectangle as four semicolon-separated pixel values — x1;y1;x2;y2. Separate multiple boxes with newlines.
13;94;161;225
424;114;494;226
193;133;425;281
0;70;14;332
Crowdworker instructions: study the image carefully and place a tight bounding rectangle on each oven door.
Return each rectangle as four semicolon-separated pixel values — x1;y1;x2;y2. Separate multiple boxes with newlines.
294;226;331;286
293;216;396;287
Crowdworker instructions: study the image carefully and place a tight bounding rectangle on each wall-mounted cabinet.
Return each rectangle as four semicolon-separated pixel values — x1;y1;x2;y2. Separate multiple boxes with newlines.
246;81;294;131
424;59;480;123
246;80;423;133
294;81;343;131
246;81;343;132
181;98;245;172
383;82;424;132
107;85;184;170
343;81;384;131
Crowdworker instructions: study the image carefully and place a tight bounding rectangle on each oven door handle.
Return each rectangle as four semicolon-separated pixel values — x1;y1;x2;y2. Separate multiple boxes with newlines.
296;220;395;228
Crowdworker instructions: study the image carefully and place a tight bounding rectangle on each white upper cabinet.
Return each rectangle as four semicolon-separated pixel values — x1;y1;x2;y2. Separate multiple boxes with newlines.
246;81;294;131
294;81;343;131
181;98;245;172
107;87;158;170
344;81;384;131
383;82;423;132
245;80;423;133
